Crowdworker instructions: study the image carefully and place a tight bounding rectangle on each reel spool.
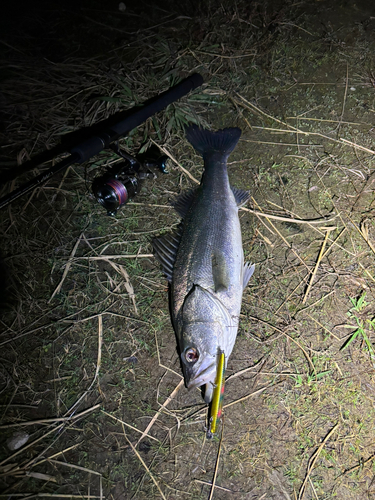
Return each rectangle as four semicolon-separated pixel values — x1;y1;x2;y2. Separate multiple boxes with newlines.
92;166;138;216
92;149;168;216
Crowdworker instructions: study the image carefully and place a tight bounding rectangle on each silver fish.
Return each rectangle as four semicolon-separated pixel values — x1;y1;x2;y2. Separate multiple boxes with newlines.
153;126;254;403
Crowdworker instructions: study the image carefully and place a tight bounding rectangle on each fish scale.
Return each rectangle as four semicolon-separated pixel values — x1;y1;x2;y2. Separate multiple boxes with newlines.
153;125;255;404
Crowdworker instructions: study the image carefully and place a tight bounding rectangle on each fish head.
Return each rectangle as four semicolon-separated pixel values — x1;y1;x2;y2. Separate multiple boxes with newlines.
180;320;223;401
179;284;235;402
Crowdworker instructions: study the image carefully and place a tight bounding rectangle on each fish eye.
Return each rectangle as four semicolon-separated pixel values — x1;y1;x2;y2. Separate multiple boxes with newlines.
185;347;199;363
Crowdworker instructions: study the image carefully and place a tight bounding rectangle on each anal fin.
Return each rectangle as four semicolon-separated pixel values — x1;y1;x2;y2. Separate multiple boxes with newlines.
243;262;255;289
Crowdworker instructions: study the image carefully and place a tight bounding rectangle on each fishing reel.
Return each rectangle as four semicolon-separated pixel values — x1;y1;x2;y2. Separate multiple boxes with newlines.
92;144;169;216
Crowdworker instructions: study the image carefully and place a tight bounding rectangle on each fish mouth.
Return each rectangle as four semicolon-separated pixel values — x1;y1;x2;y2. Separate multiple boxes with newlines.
185;357;217;390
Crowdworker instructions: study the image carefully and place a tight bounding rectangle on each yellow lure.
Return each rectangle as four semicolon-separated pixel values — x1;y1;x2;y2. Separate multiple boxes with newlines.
207;351;225;438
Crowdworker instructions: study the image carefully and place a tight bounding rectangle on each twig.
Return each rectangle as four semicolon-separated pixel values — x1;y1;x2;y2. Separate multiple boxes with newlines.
285;117;367;126
337;63;349;134
0;495;102;499
223;382;280;409
193;48;256;59
122;424;167;500
151;139;200;184
241;206;336;225
107;260;138;315
321;227;347;259
130;202;171;208
278;21;314;36
302;227;335;304
194;479;234;492
246;315;315;374
264;199;349;255
0;304;67;346
0;404;101;429
297;290;336;318
357;219;375;255
309;476;319;500
255;227;274;246
358;261;375;284
0;469;58;483
235;92;375;153
274;276;310;315
341;452;375;477
135;379;184;447
234;93;298;132
72;254;153;261
61;310;149;325
32;442;84;468
208;416;224;500
47;458;101;476
49;232;83;302
302;310;340;341
339;138;375;155
63;315;103;418
251;198;311;272
154;327;184;379
225;358;266;382
101;410;159;442
298;423;339;500
0;423;64;467
242;139;323;148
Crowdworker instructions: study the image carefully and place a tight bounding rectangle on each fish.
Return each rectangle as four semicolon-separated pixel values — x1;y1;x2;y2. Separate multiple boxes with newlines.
153;125;254;403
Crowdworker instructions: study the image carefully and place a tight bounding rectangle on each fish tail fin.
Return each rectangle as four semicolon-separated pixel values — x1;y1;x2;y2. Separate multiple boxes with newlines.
185;125;241;159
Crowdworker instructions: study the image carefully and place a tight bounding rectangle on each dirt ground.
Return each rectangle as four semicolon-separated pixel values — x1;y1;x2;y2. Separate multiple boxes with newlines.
2;0;375;498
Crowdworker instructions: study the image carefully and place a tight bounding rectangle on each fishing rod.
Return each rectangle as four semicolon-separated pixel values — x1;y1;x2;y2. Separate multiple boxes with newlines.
0;73;204;213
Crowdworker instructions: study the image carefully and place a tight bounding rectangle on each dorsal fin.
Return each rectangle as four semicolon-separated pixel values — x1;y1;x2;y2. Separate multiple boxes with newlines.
172;189;197;218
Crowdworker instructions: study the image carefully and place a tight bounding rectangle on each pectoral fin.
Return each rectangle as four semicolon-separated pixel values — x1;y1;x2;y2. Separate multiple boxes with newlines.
212;251;230;292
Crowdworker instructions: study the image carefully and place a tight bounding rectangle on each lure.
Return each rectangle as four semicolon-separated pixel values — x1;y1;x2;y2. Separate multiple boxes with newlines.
207;350;225;439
